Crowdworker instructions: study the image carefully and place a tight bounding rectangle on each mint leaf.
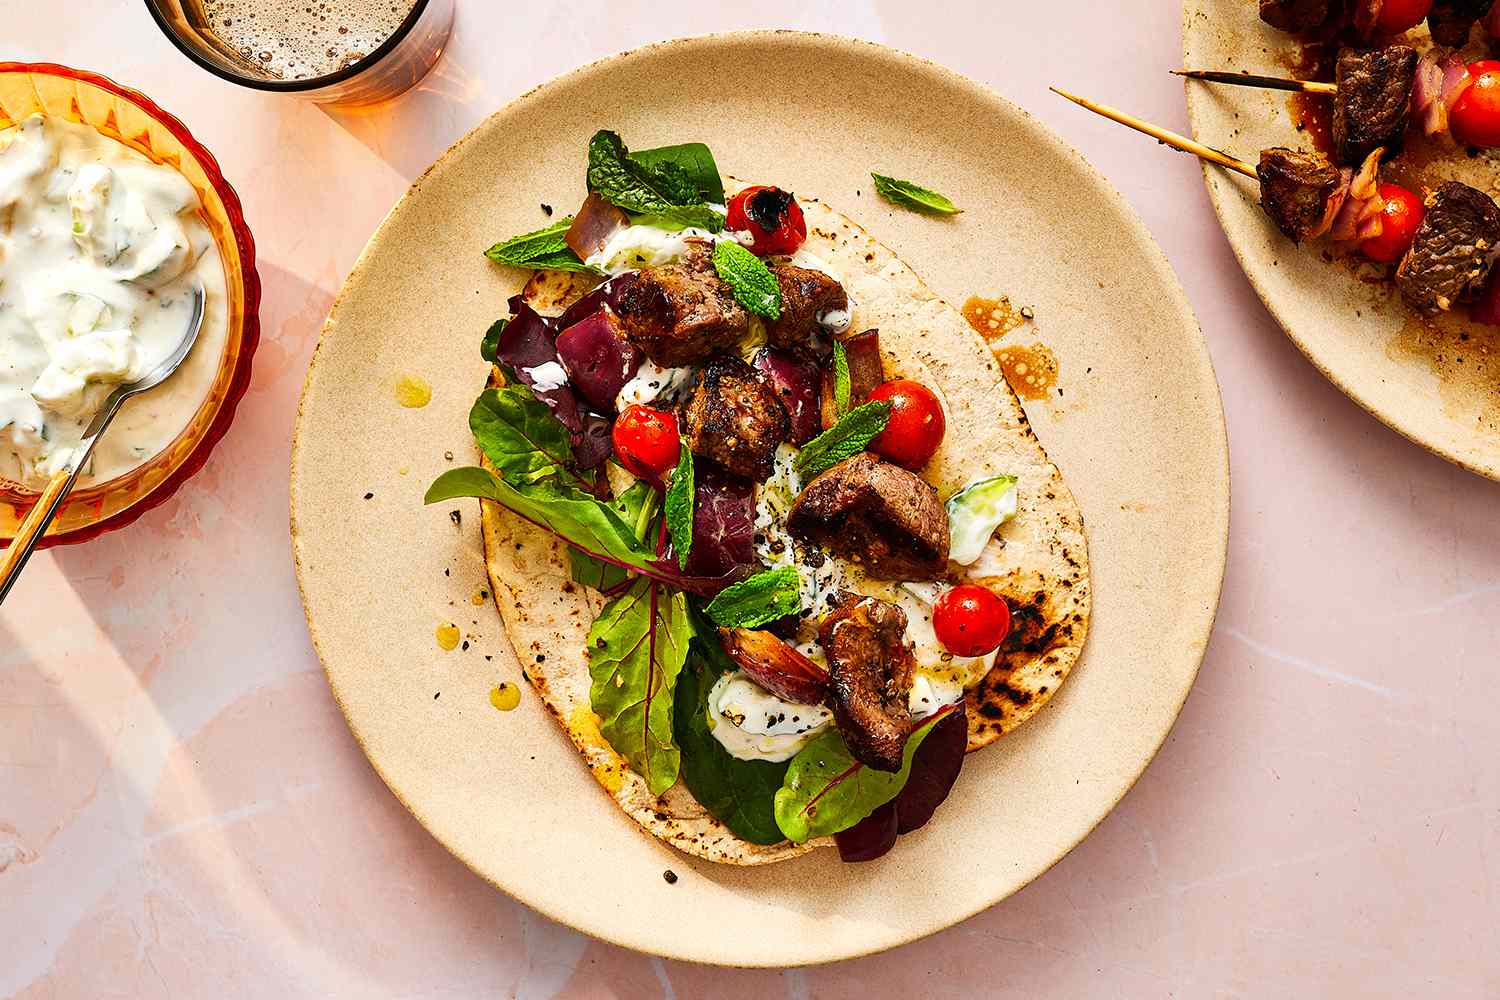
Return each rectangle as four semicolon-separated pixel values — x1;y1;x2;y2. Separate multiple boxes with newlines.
468;384;575;486
794;400;891;480
587;130;725;232
773;705;957;843
712;240;782;320
570;482;654;591
630;142;726;205
833;341;851;416
484;219;599;272
674;610;788;844
704;567;802;629
870;173;961;215
588;577;692;796
664;446;695;569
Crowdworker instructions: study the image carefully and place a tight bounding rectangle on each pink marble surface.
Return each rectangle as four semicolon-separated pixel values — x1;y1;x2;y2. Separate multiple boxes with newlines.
3;1;1497;995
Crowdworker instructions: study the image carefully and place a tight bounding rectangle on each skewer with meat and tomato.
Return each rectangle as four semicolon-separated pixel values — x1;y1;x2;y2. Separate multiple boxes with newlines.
1051;88;1500;321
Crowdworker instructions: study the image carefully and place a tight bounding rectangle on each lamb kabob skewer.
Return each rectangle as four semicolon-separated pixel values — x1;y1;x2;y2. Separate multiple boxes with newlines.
1178;44;1443;165
1050;87;1500;318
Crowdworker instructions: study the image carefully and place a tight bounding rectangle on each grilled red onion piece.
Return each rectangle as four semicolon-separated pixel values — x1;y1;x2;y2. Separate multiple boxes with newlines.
841;329;885;403
1329;149;1388;245
683;467;757;577
718;628;831;705
753;348;823;444
1414;49;1474;140
564;192;629;261
556;307;642;413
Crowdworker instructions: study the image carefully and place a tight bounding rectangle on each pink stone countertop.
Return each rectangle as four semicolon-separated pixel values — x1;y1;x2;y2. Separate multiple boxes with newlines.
4;2;1498;996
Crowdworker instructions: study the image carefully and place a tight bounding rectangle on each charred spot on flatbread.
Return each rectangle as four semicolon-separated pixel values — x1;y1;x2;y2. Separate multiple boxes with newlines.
963;569;1086;750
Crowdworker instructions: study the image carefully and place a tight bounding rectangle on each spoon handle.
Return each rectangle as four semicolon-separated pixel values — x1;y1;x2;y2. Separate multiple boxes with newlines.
0;466;81;604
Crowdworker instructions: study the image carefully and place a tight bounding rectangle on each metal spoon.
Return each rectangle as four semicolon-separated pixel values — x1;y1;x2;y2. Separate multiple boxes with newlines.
0;284;206;605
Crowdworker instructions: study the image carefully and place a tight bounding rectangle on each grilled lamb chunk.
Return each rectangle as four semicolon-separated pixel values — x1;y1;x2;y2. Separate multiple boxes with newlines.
1333;45;1418;166
1396;182;1500;314
612;243;749;366
787;452;950;581
1257;147;1343;243
1259;0;1336;33
766;264;848;360
1428;0;1493;45
681;356;789;482
819;594;916;772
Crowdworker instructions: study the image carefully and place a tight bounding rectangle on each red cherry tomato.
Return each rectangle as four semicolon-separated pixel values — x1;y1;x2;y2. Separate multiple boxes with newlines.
1450;61;1500;148
612;405;680;483
726;185;807;256
866;379;946;470
1360;183;1426;263
1374;0;1432;34
933;585;1011;658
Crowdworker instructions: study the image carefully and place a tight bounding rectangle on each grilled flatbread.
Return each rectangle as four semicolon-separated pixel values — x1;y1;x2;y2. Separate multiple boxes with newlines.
479;194;1091;864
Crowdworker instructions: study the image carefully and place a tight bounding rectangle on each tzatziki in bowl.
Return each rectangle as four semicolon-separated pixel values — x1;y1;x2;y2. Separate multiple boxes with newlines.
0;64;259;547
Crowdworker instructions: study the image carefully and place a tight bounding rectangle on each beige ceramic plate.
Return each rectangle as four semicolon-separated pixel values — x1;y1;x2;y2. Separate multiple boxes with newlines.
292;32;1228;966
1183;3;1500;480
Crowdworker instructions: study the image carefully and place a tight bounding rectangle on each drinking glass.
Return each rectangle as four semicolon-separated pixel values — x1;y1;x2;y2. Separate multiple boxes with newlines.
143;0;454;107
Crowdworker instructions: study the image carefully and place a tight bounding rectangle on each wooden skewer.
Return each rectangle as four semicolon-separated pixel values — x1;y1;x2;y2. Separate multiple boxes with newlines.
1049;87;1260;179
1173;69;1338;95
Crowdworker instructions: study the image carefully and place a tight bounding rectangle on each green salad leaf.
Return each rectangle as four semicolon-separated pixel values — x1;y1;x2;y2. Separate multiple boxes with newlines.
484;218;599;273
468;384;575;486
426;468;648;563
587;130;726;232
712;240;782;320
674;611;789;844
703;567;802;629
630;142;726;205
480;319;506;364
588;577;692;796
833;341;851;417
870;173;962;215
664;446;695;569
794;400;891;480
773;706;956;843
569;482;655;591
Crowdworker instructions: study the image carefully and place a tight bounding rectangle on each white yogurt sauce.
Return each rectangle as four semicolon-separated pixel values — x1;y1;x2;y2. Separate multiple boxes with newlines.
0;114;227;489
706;669;833;763
614;358;696;412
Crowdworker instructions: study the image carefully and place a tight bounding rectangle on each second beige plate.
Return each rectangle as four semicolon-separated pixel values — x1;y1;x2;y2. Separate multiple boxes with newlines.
1184;2;1500;480
292;32;1228;966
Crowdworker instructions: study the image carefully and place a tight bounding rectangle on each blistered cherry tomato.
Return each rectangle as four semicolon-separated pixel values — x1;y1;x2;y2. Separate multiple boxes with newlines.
1374;0;1432;34
867;379;946;470
1360;183;1426;263
726;185;807;256
1450;61;1500;148
612;405;680;482
933;585;1011;658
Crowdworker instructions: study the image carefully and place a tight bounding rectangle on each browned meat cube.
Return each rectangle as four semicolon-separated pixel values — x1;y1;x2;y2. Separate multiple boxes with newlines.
612;243;749;366
787;452;950;581
767;264;848;359
1257;148;1343;244
819;594;916;772
681;356;789;482
1396;182;1500;315
1428;0;1492;46
1259;0;1336;33
1333;45;1418;167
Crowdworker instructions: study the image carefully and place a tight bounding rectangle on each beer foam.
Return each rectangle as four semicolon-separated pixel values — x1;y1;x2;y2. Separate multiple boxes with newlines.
199;1;417;81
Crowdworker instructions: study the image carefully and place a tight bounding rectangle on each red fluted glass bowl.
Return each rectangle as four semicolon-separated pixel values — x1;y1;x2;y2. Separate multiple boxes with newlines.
0;63;260;548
